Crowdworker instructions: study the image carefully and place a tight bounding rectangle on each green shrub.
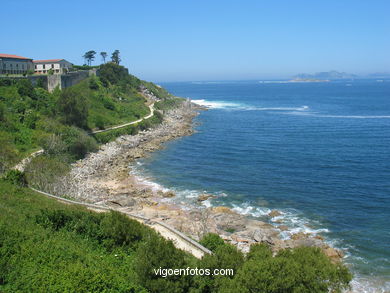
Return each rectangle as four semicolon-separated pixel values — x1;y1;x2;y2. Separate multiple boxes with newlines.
89;76;100;90
154;109;164;123
17;79;34;98
0;78;13;87
61;126;98;159
36;209;146;251
200;233;226;252
24;155;70;190
40;134;67;155
99;63;130;87
94;124;139;144
134;234;191;293
0;103;5;122
35;209;75;231
246;243;272;260
36;77;46;89
0;132;18;173
102;97;116;110
24;110;39;129
2;170;27;186
100;211;144;250
222;244;352;293
94;115;106;130
57;87;89;129
33;87;56;115
194;243;244;292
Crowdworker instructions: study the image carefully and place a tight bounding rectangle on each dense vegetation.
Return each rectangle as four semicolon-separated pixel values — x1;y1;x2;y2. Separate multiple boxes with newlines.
0;179;351;292
0;63;173;175
0;63;352;292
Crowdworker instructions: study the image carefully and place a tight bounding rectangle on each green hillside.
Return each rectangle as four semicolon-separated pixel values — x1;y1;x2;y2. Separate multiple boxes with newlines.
0;63;175;173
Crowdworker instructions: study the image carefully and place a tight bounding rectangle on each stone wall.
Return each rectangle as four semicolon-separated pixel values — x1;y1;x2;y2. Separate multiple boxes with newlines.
0;69;97;92
59;70;91;91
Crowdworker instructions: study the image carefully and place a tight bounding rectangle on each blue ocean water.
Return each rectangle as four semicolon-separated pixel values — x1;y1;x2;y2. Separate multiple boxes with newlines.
136;80;390;291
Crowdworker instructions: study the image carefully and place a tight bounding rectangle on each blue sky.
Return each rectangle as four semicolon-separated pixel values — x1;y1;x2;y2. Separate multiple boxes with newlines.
2;0;389;81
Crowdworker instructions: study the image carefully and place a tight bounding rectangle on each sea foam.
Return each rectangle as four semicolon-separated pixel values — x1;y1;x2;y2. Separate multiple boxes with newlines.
191;99;309;112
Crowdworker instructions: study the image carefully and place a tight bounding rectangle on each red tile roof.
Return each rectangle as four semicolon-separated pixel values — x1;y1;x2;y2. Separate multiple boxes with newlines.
0;53;32;60
33;59;63;63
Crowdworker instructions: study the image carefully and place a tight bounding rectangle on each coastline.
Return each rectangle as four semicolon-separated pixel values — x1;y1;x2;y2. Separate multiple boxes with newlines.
54;99;344;263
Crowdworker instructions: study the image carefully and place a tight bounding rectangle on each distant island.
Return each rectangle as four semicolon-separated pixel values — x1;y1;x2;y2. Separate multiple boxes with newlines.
294;70;357;80
288;78;330;83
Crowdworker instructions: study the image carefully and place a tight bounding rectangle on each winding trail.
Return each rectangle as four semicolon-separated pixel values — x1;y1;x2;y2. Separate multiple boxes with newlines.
11;99;211;258
13;102;155;172
91;102;155;134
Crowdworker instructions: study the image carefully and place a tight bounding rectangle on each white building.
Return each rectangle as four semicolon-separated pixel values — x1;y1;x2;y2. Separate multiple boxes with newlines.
0;53;34;75
33;59;73;74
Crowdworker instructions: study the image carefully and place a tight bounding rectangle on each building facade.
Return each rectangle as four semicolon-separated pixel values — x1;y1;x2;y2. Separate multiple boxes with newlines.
0;54;34;75
33;59;73;74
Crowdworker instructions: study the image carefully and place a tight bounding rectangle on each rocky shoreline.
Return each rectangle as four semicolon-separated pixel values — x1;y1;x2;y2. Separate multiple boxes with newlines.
57;99;343;262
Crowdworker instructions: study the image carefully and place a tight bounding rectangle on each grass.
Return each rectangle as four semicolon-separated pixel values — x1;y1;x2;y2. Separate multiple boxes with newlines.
0;180;149;292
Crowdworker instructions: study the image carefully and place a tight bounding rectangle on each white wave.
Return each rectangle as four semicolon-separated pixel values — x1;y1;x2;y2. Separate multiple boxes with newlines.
191;99;245;109
232;202;271;217
254;105;309;111
191;99;309;112
175;189;202;199
231;202;330;239
201;199;213;208
350;276;390;293
129;168;169;193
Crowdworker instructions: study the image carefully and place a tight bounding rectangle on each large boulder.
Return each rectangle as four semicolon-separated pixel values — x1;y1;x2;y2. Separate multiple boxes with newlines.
252;228;279;245
162;191;176;198
268;210;282;218
116;197;136;207
197;193;214;202
278;225;289;231
213;212;246;232
212;206;235;214
323;246;344;263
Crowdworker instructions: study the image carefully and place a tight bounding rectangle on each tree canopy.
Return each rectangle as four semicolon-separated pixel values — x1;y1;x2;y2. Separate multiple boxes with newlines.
100;51;107;63
83;50;97;66
111;50;121;65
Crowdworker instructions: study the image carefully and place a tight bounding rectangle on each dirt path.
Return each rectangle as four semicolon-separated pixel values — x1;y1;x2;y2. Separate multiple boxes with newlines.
91;103;154;134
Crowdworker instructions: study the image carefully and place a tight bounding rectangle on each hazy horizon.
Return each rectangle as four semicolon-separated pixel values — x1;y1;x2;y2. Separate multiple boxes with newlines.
2;0;389;82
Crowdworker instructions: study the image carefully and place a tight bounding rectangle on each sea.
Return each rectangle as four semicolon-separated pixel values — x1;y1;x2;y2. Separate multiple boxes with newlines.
133;80;390;292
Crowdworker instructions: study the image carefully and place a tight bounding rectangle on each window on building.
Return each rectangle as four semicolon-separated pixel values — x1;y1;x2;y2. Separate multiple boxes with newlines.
51;64;54;68
43;64;45;69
